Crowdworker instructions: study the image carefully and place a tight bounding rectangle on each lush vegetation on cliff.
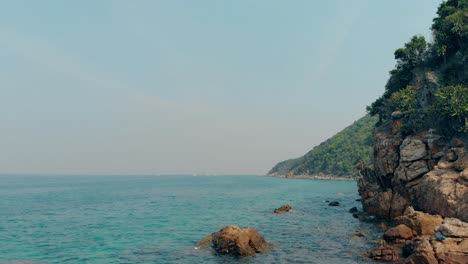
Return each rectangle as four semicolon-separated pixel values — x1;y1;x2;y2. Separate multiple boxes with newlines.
367;0;468;135
269;115;378;177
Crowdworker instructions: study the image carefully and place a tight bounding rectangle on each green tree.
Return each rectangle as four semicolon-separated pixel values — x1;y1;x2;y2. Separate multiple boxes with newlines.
394;35;428;68
433;85;468;132
388;86;417;114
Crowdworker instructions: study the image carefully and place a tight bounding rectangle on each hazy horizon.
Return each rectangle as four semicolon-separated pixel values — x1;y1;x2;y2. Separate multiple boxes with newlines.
1;0;441;175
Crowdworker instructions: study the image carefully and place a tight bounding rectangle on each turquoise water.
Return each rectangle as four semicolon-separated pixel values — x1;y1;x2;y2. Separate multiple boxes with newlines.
0;175;383;263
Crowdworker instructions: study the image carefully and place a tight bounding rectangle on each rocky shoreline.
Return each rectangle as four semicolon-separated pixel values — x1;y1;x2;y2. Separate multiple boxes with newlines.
269;173;355;181
356;118;467;263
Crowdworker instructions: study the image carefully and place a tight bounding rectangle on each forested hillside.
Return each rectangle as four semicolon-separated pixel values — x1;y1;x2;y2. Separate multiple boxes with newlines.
268;115;377;177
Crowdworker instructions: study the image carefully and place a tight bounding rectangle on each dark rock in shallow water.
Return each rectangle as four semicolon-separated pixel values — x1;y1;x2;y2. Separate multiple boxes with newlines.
349;207;358;213
196;225;271;256
354;230;367;237
328;201;340;206
273;205;292;214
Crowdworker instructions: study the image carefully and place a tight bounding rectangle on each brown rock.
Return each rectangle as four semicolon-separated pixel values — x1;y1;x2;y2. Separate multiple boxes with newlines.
367;241;399;261
452;139;465;148
383;224;414;243
431;237;468;264
409;170;468;221
403;239;438;264
437;160;454;170
196;225;271;256
437;218;468;238
394;210;442;235
373;123;402;176
362;191;392;219
273;205;292;214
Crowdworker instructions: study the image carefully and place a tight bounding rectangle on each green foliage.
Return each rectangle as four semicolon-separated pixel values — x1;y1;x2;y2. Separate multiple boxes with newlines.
268;115;378;177
394;36;428;68
388;86;417;114
368;0;468;136
433;85;468;132
432;0;468;60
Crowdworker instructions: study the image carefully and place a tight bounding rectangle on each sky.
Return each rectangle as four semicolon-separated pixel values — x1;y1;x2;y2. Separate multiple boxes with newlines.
0;0;442;175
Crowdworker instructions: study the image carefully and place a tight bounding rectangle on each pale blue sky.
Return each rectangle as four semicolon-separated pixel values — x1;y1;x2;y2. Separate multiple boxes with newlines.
0;0;441;175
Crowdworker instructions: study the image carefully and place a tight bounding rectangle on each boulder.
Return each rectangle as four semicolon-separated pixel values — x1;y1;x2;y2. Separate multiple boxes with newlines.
273;205;292;214
431;238;468;264
400;137;427;162
196;225;271;256
395;160;429;182
436;218;468;238
349;207;358;213
383;224;415;243
394;210;442;235
328;201;340;206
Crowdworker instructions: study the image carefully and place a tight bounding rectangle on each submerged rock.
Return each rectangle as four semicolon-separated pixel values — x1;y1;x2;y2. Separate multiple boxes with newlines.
196;225;271;256
354;230;367;237
328;201;340;206
273;205;292;214
349;207;358;213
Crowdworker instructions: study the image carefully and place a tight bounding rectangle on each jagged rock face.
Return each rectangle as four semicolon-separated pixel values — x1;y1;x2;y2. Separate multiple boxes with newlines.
409;169;468;221
373;122;402;178
358;121;468;221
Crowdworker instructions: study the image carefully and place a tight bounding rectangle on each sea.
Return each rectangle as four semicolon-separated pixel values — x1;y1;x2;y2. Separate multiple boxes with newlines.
0;175;385;263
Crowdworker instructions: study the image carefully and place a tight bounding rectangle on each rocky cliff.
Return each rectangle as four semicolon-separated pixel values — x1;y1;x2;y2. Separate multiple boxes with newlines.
357;120;467;222
357;89;468;263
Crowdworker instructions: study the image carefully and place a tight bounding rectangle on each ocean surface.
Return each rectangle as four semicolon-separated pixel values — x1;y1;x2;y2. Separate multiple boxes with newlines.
0;175;385;263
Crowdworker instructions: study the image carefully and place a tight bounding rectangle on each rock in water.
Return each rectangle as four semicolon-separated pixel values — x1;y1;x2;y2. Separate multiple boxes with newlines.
273;205;292;214
328;201;340;206
196;225;271;256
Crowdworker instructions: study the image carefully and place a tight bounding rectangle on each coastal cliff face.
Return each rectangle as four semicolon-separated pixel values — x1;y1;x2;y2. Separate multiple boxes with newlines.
358;121;467;221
